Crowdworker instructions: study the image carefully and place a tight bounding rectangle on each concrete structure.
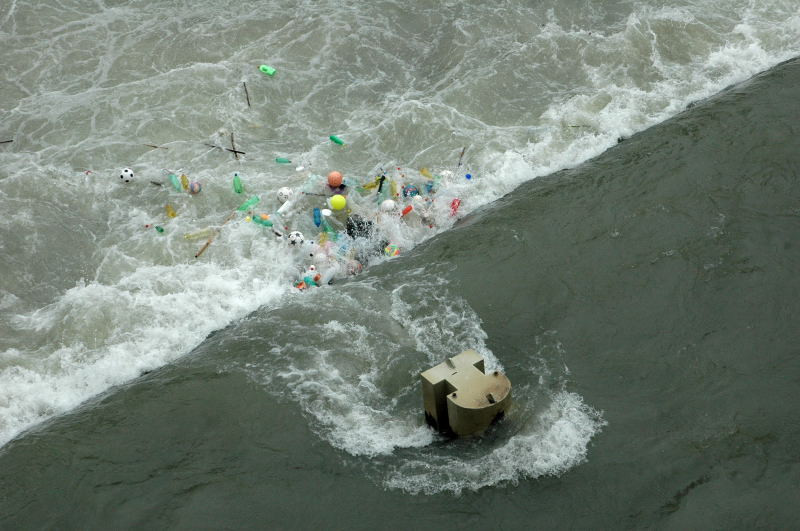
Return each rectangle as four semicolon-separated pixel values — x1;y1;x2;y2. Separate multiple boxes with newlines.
420;349;512;436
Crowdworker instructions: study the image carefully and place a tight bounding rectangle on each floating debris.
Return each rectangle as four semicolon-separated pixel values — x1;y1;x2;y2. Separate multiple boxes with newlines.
242;81;251;108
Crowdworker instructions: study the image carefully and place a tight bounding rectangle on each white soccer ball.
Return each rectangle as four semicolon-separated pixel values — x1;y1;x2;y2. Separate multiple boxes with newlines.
119;168;134;183
277;187;293;204
288;231;304;245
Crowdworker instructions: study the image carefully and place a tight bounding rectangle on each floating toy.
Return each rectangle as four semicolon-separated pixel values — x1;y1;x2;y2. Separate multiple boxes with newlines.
188;181;202;194
288;231;304;245
259;65;276;76
277;187;293;203
465;173;472;180
329;135;345;145
330;194;346;210
180;174;189;190
168;173;181;191
402;184;420;197
450;198;461;216
165;204;177;218
276;157;291;164
327;171;343;187
119;168;134;183
384;244;400;256
233;172;243;194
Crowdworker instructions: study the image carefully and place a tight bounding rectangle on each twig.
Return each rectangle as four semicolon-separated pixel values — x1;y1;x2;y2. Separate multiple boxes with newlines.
143;143;168;150
230;132;239;160
455;146;466;173
243;82;251;108
203;143;245;155
0;140;12;144
195;210;238;258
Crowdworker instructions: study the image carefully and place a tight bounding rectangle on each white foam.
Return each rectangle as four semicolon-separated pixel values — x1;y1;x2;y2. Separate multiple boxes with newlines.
384;390;606;495
1;0;799;462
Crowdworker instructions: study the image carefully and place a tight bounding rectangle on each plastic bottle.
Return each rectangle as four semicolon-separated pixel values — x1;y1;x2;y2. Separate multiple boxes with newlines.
276;198;295;216
233;172;243;194
450;198;461;216
184;227;215;240
253;214;273;227
168;173;181;191
329;135;345;145
165;204;177;218
313;208;322;227
259;65;276;76
180;174;189;190
424;175;441;194
401;205;413;217
276;157;291;164
238;195;261;211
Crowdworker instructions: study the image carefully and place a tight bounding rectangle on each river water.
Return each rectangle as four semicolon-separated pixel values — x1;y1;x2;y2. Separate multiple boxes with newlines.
1;0;799;528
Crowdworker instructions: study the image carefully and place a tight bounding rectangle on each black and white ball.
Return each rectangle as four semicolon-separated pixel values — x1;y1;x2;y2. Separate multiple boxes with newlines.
119;168;134;183
277;187;293;204
287;231;304;245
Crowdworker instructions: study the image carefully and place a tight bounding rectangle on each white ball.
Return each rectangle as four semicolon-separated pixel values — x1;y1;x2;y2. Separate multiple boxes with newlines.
380;199;396;212
277;187;294;204
287;231;304;245
119;168;134;183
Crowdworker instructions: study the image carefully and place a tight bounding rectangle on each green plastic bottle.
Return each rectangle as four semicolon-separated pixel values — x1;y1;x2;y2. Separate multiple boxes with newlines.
233;172;243;194
169;173;181;192
329;135;345;145
237;195;261;211
275;157;291;164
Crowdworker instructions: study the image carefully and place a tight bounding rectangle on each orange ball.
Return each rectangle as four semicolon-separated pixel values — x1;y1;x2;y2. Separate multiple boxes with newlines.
327;171;343;187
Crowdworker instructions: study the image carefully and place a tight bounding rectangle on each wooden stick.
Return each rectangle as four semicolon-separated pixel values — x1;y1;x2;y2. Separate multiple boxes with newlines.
143;143;168;150
194;210;238;258
230;132;239;160
0;140;12;144
455;146;466;173
243;82;251;108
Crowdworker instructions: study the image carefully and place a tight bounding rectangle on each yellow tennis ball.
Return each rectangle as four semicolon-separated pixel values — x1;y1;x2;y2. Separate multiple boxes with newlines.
330;194;346;210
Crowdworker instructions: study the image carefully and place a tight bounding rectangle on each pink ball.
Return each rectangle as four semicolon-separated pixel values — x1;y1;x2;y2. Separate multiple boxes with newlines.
188;181;202;194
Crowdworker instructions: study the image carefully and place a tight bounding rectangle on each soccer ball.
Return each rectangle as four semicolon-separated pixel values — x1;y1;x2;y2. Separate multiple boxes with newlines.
287;231;304;245
277;187;293;204
119;168;134;183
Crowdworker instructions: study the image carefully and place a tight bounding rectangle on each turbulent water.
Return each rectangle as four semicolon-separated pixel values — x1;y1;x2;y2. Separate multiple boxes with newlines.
1;0;800;527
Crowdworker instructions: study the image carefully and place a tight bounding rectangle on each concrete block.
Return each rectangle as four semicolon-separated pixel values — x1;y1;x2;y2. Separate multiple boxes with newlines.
421;349;511;436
